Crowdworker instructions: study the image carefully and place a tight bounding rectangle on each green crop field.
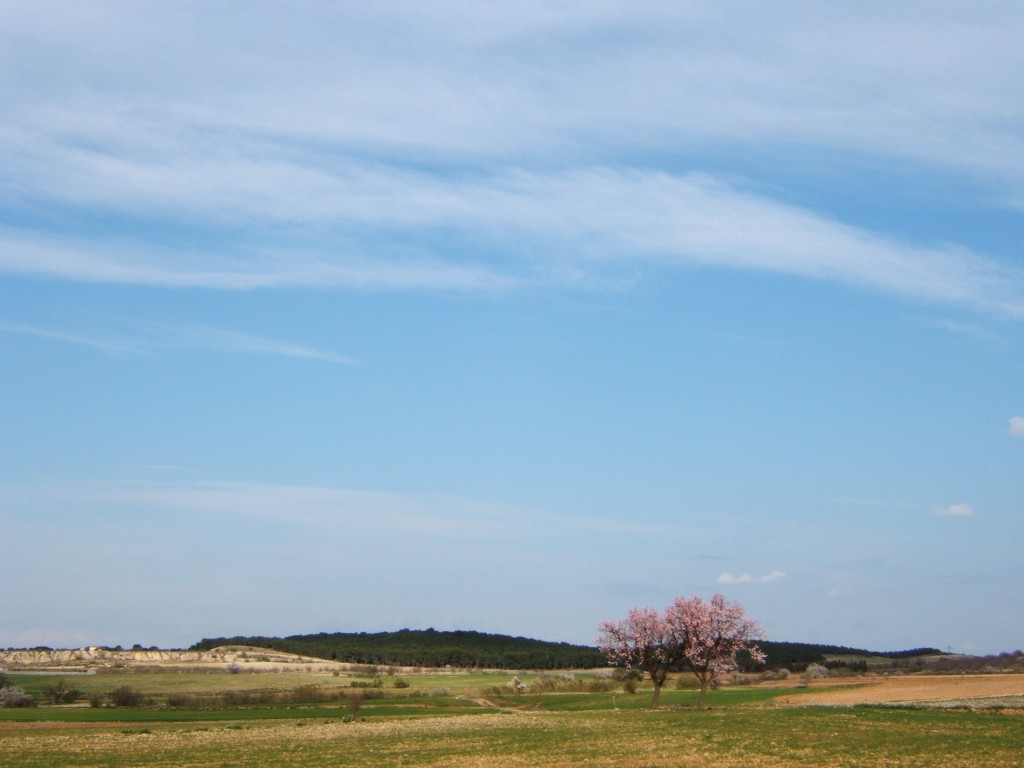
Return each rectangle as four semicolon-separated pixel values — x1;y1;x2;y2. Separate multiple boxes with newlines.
1;668;1021;767
2;705;1021;767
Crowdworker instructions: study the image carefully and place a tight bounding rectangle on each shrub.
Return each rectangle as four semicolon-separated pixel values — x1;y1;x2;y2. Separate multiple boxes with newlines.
393;679;410;688
805;663;829;679
347;691;364;719
45;679;81;704
612;667;643;694
1;682;38;707
0;683;23;701
4;693;38;708
109;686;146;707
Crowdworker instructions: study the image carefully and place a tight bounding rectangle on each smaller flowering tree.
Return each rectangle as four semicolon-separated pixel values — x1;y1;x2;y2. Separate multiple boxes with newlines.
597;607;685;708
667;594;766;709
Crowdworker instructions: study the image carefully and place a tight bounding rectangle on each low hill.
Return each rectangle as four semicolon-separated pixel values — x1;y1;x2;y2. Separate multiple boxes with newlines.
190;629;605;669
189;630;941;671
753;641;944;671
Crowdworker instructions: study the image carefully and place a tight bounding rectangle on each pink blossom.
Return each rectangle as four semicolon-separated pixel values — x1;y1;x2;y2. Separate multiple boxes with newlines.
598;594;765;709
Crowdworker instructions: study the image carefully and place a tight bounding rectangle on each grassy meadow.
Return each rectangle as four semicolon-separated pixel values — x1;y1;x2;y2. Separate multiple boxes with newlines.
2;668;1022;767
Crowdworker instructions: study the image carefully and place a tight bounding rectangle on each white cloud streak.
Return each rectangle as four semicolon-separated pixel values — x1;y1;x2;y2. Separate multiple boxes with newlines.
0;321;355;363
0;478;689;544
153;325;358;364
717;570;787;585
1009;417;1024;437
934;503;976;518
0;321;150;356
2;169;1021;314
0;3;1022;314
5;2;1023;182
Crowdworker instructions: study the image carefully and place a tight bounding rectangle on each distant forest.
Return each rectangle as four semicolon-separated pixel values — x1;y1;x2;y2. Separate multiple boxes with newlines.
190;629;941;671
749;641;942;671
191;629;604;669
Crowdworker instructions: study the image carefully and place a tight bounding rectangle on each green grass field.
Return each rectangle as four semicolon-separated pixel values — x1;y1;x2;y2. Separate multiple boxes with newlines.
2;669;1021;766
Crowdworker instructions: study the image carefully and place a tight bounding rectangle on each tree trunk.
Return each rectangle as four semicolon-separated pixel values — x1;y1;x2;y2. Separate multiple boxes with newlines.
696;672;711;709
650;679;663;709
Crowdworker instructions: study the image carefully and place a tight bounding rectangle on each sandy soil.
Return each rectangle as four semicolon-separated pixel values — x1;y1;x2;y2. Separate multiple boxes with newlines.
773;674;1024;706
0;645;344;671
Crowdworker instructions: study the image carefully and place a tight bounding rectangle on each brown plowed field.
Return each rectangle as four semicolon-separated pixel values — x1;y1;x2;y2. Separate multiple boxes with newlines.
773;673;1024;706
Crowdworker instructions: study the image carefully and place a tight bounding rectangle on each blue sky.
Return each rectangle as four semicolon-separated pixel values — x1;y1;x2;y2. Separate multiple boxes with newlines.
1;1;1022;655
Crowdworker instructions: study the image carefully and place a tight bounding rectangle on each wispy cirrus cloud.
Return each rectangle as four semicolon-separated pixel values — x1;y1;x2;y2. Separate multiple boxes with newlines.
0;321;149;356
717;570;787;585
0;224;522;292
3;169;1022;316
5;3;1024;185
2;3;1024;316
0;320;355;364
1009;417;1024;437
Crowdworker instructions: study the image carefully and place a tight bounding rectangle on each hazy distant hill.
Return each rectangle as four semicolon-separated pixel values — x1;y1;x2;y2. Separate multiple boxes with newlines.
189;630;941;670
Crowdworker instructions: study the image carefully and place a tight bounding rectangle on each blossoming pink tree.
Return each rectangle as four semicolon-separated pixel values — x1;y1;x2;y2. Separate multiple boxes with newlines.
667;593;766;709
598;594;765;710
597;607;685;708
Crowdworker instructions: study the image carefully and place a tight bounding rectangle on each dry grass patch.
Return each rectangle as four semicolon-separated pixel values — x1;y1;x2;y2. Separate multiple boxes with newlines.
773;674;1024;707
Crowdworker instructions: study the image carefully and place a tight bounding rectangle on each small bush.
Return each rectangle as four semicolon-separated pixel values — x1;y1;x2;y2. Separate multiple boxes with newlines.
347;691;364;719
45;679;82;704
805;663;829;679
109;686;146;707
4;694;38;708
0;683;24;701
394;678;410;688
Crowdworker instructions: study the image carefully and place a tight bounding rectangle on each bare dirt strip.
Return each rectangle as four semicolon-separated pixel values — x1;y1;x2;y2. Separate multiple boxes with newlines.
772;674;1024;706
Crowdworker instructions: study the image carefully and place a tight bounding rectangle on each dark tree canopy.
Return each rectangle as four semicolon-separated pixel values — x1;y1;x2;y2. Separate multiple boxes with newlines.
190;629;605;669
